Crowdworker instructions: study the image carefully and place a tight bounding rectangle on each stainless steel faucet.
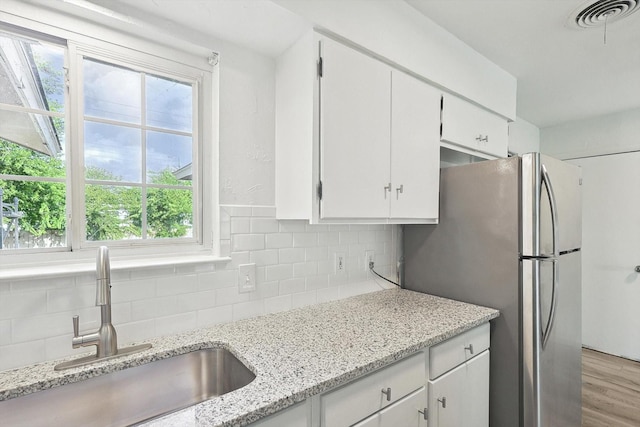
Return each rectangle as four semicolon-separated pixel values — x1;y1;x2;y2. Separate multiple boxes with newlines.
55;246;151;371
72;246;118;357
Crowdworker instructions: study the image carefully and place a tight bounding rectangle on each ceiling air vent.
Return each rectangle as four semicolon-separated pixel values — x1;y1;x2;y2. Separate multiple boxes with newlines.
569;0;640;28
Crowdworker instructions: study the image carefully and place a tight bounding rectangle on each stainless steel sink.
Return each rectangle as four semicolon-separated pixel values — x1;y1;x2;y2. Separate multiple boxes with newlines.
0;348;256;427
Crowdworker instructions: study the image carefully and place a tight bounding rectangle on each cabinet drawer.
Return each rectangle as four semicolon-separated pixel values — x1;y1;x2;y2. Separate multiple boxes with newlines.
441;94;508;158
429;323;489;379
321;351;426;427
353;387;427;427
428;350;490;427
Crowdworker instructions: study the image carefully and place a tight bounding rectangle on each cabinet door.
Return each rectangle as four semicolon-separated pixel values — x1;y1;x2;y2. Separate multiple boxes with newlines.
390;71;440;220
319;37;391;219
428;350;489;427
354;387;427;427
250;401;309;426
441;95;508;158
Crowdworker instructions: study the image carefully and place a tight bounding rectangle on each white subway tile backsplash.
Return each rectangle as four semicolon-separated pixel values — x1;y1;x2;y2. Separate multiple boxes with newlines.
155;312;197;337
0;291;47;321
250;218;279;233
197;305;233;328
305;246;328;261
1;340;46;371
197;270;237;290
231;217;250;234
265;264;293;282
111;279;156;303
306;275;328;290
278;278;305;295
0;205;397;371
232;234;265;252
264;295;292;314
157;275;197;297
215;286;251;306
251;206;276;217
249;249;279;266
46;285;94;314
0;320;11;345
291;290;317;309
278;247;306;264
339;231;359;245
293;261;317;278
278;220;307;232
232;300;264;321
265;233;292;248
177;290;217;312
293;232;317;248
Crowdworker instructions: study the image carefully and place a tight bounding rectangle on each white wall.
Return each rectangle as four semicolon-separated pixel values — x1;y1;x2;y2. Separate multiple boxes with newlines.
273;0;516;120
508;117;540;155
540;107;640;159
0;2;397;372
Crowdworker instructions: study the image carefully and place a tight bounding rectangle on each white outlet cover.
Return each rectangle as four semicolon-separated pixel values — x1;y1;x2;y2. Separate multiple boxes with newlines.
335;252;346;275
365;250;375;271
238;263;256;293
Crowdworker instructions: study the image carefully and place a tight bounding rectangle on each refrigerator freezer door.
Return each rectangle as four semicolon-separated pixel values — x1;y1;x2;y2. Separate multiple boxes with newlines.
522;253;582;427
522;153;582;257
405;156;521;427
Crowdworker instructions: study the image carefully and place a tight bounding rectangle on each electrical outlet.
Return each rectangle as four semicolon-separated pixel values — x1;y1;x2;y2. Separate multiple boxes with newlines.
238;263;256;293
365;250;375;271
335;252;346;275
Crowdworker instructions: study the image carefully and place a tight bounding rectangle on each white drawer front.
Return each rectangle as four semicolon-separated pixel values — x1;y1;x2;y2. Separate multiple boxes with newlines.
441;94;508;158
429;323;490;380
353;387;427;427
321;351;426;427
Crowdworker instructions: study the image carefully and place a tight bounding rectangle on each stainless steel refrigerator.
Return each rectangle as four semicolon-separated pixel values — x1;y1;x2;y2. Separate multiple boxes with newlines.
404;153;582;427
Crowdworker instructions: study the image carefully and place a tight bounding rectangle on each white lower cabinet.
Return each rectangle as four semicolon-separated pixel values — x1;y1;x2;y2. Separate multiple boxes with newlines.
320;351;426;427
427;324;491;427
353;387;427;427
248;323;491;427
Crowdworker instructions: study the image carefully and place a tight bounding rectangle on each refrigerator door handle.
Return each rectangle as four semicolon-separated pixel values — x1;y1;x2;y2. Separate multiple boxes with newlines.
541;164;559;257
541;259;558;349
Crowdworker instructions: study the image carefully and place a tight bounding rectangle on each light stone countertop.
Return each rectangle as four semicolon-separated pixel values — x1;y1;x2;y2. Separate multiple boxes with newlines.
0;289;499;426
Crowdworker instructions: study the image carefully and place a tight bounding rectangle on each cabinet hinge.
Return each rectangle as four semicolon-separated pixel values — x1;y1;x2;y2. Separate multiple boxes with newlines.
317;181;323;200
318;57;323;78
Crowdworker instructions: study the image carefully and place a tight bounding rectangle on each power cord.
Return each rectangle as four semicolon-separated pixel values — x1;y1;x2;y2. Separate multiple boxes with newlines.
369;261;400;287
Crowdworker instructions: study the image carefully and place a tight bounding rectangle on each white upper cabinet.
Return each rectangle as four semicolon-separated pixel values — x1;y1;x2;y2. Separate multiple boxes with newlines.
275;31;440;224
441;94;509;159
390;70;440;220
319;36;392;220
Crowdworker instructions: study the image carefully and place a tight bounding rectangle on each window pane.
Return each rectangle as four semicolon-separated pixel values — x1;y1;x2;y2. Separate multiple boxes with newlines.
0;180;66;249
146;75;192;132
83;59;140;123
146;131;192;184
146;188;192;238
0;34;65;113
84;121;141;183
85;184;141;241
0;117;65;178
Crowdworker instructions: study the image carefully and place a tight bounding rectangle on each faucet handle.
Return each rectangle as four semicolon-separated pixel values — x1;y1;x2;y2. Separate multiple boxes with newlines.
72;315;79;338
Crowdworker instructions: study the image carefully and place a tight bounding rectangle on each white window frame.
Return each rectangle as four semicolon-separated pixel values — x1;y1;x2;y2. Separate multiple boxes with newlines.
0;5;220;273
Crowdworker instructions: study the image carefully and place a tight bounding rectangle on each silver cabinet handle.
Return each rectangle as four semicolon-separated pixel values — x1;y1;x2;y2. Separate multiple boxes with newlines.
396;184;403;199
381;387;391;401
464;344;474;355
438;397;447;408
475;135;488;143
418;408;428;420
384;183;391;199
635;266;640;273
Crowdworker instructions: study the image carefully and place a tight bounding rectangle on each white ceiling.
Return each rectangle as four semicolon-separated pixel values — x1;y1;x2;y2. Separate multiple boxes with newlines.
81;0;640;129
406;0;640;128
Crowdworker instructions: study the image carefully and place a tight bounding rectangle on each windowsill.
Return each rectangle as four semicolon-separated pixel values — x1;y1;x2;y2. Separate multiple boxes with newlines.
0;254;231;281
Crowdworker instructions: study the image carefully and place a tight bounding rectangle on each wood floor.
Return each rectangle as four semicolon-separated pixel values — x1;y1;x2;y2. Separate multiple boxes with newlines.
582;347;640;427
